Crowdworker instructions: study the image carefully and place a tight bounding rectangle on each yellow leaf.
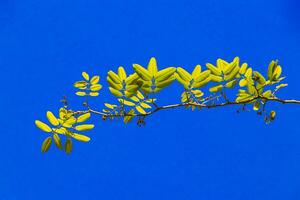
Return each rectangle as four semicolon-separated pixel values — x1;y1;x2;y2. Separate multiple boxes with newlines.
136;91;144;99
107;76;123;90
124;109;135;124
108;71;122;84
77;113;91;123
141;86;153;94
90;84;102;91
193;70;210;83
225;80;237;88
210;74;223;82
140;102;151;109
192;65;202;79
125;91;135;98
118;66;127;81
247;84;256;95
224;59;237;75
192;77;211;88
136;106;146;114
65;138;72;154
59;108;73;120
109;87;123;97
181;92;189;103
267;60;276;80
52;127;67;135
46;111;59;126
53;134;62;149
206;63;222;76
253;71;266;85
105;103;117;109
126;85;138;93
72;133;90;142
239;79;247;87
130;96;140;102
217;58;229;71
148;57;158;76
209;85;223;93
142;81;152;88
155;67;176;82
273;65;282;80
82;72;89;81
191;89;204;97
245;68;252;78
75;124;94;131
57;119;64;125
118;99;135;106
262;90;272;98
154;87;162;93
257;83;264;94
156;77;175;89
236;94;252;103
35;120;52;132
224;65;239;81
90;76;100;84
41;136;52;153
133;64;152;81
59;108;67;119
239;63;248;74
145;98;156;103
125;73;139;85
74;81;87;89
76;91;86;96
175;73;189;89
177;67;192;82
237;89;247;96
63;117;76;128
89;92;99;96
276;83;288;90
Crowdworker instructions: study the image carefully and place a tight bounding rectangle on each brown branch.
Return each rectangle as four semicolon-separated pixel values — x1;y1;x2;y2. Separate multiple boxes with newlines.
73;96;300;119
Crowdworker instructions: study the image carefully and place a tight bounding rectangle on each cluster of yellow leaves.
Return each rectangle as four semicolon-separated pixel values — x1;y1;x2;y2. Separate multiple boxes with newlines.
236;59;286;112
103;91;155;123
107;58;177;98
205;57;241;92
118;91;153;115
104;57;287;122
107;66;139;98
174;57;241;103
35;108;94;153
104;57;177;121
176;65;210;90
176;65;209;104
74;72;102;97
132;57;176;94
36;56;289;153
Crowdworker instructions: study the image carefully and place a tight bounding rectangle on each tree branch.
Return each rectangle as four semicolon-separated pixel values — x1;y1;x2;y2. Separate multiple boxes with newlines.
74;96;300;119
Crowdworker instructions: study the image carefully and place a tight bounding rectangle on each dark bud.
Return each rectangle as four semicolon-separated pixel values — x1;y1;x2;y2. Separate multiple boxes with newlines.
270;110;276;121
137;117;146;127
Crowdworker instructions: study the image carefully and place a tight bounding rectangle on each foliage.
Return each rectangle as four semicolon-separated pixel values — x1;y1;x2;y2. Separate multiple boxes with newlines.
35;57;293;154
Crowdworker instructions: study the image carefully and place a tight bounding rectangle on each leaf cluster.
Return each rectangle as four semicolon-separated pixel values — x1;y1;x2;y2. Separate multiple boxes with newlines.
35;57;290;153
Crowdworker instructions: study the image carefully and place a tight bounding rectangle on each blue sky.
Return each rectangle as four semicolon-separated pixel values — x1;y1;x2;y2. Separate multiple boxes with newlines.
1;0;300;199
